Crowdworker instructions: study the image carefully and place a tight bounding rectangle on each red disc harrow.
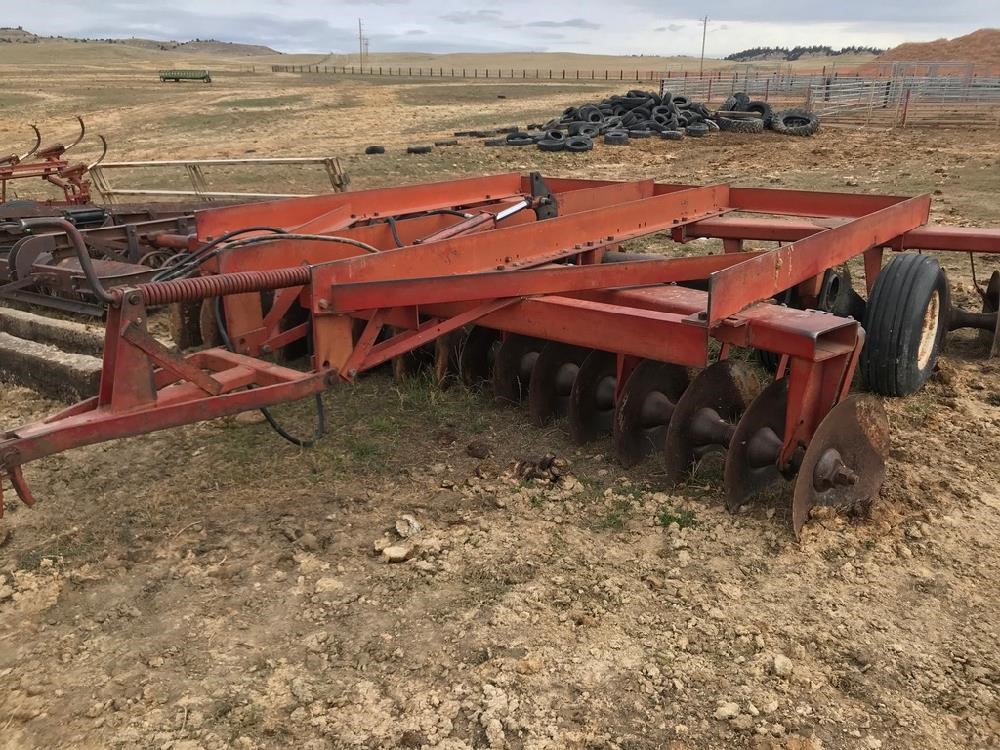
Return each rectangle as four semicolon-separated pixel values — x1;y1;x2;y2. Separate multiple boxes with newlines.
2;172;998;536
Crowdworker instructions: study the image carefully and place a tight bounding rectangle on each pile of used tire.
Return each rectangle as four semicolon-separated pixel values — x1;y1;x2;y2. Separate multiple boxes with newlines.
455;89;820;152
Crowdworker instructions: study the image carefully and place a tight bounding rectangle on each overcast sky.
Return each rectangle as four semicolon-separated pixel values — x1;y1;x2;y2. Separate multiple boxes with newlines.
2;1;997;56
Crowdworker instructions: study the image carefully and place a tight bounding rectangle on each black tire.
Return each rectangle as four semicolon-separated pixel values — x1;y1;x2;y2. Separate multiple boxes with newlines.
722;95;739;112
705;118;720;132
686;122;709;138
716;116;764;134
364;145;385;155
495;126;520;134
406;145;432;154
771;108;820;136
603;131;630;145
483;138;505;146
506;134;536;146
434;139;459;146
565;135;594;152
731;92;750;110
660;130;684;141
568;123;600;137
745;101;774;126
672;95;690;109
544;129;566;141
860;253;950;397
627;128;654;139
537;139;565;152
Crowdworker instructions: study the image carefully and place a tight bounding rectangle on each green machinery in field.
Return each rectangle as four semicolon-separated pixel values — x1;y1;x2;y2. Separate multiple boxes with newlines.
159;69;212;83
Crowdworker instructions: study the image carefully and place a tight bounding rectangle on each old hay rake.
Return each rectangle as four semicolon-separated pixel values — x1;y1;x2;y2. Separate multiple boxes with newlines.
1;173;998;536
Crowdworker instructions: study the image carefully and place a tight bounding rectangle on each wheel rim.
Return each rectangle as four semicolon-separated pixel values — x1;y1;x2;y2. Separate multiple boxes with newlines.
916;289;940;370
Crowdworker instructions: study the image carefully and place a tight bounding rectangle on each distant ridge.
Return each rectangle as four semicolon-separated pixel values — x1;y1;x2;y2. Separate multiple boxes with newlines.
725;45;883;63
875;28;1000;67
0;26;280;56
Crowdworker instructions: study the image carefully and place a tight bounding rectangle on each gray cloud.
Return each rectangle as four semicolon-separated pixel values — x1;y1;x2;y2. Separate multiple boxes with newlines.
523;18;601;29
438;9;503;24
0;0;996;56
624;0;997;24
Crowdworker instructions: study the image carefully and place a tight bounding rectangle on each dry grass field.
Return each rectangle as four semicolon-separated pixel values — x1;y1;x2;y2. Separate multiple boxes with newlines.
1;43;999;750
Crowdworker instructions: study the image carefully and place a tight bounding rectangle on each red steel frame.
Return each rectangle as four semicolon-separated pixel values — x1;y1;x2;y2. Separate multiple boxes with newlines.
2;173;999;511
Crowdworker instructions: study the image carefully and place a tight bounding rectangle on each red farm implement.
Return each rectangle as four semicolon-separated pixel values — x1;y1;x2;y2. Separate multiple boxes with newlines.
0;117;106;206
1;172;998;536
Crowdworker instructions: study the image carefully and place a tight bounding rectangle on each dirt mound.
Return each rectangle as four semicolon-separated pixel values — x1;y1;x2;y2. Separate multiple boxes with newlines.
876;28;1000;67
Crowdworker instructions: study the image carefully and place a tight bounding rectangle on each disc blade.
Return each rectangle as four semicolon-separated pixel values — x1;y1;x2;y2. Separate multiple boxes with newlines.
459;326;501;388
724;378;788;511
663;359;761;483
792;395;890;538
528;342;589;426
568;350;617;444
613;359;689;467
493;333;545;405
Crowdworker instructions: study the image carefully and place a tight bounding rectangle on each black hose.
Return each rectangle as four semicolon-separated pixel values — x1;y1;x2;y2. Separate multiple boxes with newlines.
152;226;288;282
18;217;114;304
213;296;325;448
385;216;404;248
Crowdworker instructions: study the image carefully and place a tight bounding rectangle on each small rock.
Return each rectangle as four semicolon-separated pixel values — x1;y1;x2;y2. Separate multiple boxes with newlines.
234;410;266;425
314;578;344;593
466;440;491;459
772;654;793;677
732;714;755;731
714;702;740;720
0;584;13;602
395;514;423;538
383;544;414;563
297;532;320;551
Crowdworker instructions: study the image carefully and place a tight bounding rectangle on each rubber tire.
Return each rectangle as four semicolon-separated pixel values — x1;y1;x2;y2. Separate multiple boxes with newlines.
565;135;594;152
537;139;565;152
483;138;505;146
364;145;385;154
506;133;535;146
628;129;654;139
860;253;950;397
407;145;433;154
745;101;773;126
434;139;459;146
686;122;709;138
716;116;764;134
604;132;630;145
660;130;684;140
772;108;820;136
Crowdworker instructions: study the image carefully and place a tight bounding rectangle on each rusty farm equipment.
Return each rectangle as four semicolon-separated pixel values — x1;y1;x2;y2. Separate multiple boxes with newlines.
1;172;999;537
0;119;349;316
0;117;107;206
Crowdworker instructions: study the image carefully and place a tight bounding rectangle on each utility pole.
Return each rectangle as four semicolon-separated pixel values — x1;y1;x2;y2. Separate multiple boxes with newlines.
358;18;364;67
699;16;708;77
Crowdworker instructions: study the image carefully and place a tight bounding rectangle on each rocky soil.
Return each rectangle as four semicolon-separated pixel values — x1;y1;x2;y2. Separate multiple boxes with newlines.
1;74;999;750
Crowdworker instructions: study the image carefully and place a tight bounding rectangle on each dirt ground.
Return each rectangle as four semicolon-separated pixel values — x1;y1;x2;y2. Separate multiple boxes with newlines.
1;63;1000;750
